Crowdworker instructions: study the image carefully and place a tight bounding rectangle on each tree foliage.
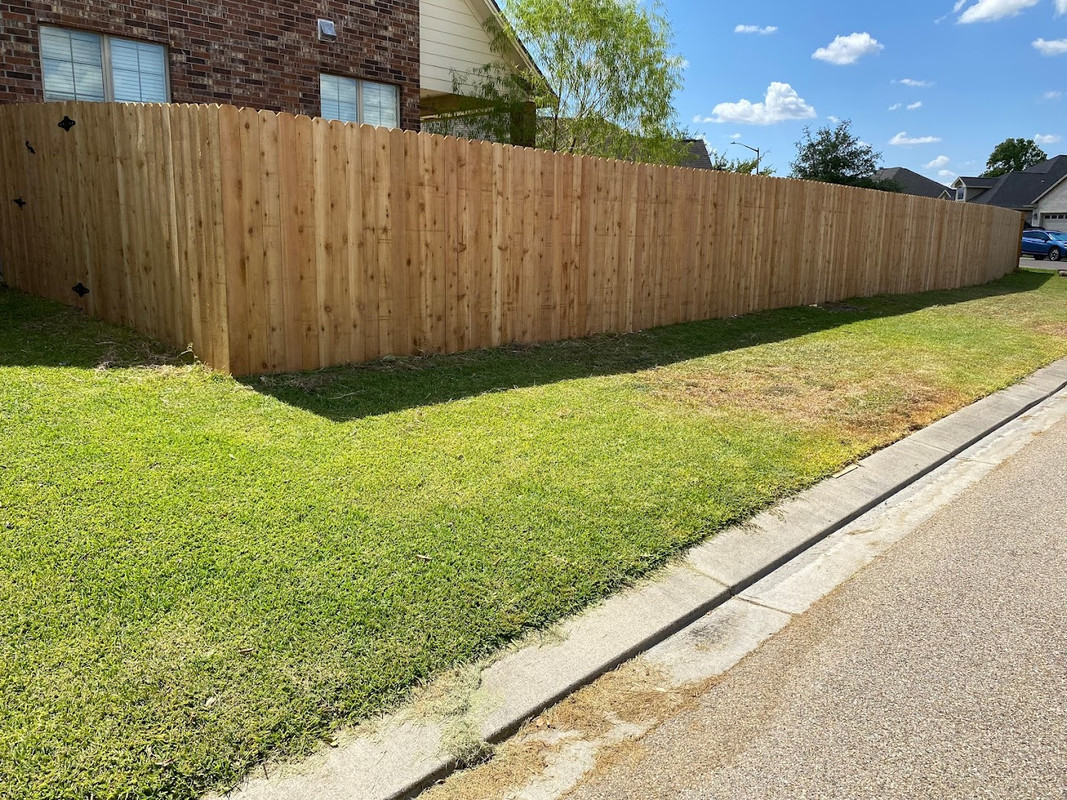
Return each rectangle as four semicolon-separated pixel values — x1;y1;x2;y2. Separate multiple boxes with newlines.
982;138;1048;177
709;153;775;176
431;0;687;164
790;120;898;191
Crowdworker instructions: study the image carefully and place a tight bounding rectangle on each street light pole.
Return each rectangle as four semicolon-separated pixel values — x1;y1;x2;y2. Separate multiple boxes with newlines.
730;141;761;174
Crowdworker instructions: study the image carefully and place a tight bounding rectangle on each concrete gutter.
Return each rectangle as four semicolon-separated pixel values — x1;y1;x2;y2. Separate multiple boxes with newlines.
222;358;1067;800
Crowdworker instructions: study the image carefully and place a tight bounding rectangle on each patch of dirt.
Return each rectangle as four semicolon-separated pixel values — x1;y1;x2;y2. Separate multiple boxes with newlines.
422;662;704;800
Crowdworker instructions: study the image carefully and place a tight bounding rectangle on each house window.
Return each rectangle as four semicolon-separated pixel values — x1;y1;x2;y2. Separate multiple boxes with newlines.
320;74;399;128
40;26;168;103
955;187;965;201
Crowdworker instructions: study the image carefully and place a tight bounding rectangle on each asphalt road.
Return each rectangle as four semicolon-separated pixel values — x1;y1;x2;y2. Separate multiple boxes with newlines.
566;416;1067;800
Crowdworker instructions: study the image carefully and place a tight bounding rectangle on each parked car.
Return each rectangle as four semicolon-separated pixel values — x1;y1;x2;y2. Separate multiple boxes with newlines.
1021;229;1067;261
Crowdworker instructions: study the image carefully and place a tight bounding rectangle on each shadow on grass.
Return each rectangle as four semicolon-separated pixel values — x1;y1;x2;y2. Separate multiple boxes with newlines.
243;271;1053;422
0;286;193;371
1;272;1053;420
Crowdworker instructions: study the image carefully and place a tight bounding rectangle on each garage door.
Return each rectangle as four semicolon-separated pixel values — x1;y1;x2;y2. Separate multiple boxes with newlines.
1043;213;1067;233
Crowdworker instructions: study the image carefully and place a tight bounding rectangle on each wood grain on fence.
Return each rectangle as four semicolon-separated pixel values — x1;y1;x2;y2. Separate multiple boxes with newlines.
0;101;1024;375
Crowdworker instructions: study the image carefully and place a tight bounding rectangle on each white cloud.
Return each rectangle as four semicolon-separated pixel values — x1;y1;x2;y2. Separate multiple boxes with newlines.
1034;133;1062;144
730;133;742;139
827;115;841;123
1033;38;1067;55
938;169;957;179
957;0;1039;23
697;82;817;125
812;32;884;65
895;78;933;87
735;24;778;35
907;101;923;110
953;0;968;10
1057;0;1067;14
888;103;903;111
1043;90;1063;100
890;131;942;145
924;155;951;169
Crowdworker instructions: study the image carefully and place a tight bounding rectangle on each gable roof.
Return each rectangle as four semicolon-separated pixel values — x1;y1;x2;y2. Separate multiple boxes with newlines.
970;155;1067;210
953;176;996;189
679;138;713;170
873;167;951;199
477;0;541;76
420;0;544;99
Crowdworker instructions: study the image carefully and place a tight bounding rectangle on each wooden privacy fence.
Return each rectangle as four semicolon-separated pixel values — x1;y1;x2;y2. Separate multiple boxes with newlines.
0;101;1024;375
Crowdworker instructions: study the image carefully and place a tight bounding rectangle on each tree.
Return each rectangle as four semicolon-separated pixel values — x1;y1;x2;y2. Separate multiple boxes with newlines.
790;120;898;191
434;0;687;164
709;153;775;176
982;138;1047;177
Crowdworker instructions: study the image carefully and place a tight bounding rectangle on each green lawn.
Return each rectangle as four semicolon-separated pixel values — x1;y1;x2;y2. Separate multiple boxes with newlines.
1;270;1065;799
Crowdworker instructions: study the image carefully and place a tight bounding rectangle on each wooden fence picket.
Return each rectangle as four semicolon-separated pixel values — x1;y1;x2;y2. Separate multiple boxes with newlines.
0;101;1025;376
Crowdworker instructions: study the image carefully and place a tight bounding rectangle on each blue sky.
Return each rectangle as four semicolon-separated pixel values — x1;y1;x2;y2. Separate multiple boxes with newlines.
665;0;1067;181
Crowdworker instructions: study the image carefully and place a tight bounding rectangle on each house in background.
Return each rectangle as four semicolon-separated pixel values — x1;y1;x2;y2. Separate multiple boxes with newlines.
952;176;997;202
680;138;714;170
0;0;536;142
951;155;1067;232
419;0;538;141
872;167;954;200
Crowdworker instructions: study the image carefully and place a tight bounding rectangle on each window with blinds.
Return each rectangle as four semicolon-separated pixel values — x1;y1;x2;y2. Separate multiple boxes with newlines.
40;26;168;104
320;74;399;128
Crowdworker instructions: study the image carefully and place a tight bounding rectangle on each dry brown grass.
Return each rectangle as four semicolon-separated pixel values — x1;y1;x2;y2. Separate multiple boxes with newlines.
422;662;703;800
639;360;967;443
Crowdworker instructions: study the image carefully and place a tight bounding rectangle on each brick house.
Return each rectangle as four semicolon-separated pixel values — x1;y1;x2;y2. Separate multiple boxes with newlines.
0;0;535;138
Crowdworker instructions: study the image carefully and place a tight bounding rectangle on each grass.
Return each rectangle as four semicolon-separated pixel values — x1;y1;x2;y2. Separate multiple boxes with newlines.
1;270;1066;799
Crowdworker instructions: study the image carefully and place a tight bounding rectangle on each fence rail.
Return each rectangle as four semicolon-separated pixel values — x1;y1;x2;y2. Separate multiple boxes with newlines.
0;102;1024;375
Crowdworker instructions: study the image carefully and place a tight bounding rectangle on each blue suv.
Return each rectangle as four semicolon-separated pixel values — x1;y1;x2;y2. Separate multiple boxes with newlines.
1021;229;1067;262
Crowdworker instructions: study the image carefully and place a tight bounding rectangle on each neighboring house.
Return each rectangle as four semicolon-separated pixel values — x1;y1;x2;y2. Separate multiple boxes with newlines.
952;176;997;202
951;155;1067;232
0;0;534;140
679;138;714;170
872;167;954;200
420;0;537;130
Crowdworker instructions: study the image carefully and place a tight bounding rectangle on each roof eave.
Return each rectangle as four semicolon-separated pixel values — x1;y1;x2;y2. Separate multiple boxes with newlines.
476;0;549;92
1031;173;1067;205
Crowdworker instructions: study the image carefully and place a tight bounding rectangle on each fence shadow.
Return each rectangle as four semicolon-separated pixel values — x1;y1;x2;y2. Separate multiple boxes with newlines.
243;271;1053;423
2;272;1051;407
0;286;193;370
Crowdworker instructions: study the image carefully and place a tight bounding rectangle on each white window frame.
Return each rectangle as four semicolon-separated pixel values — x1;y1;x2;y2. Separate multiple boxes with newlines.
40;25;170;103
319;73;400;128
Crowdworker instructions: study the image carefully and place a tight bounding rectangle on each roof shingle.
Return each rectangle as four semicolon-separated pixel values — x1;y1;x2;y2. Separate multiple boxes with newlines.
970;155;1067;210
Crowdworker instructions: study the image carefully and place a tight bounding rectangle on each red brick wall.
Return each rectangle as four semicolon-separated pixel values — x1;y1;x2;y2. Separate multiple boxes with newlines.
0;0;421;130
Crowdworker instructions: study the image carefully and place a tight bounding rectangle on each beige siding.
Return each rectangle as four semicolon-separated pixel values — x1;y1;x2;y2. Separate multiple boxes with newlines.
420;0;511;95
1037;178;1067;231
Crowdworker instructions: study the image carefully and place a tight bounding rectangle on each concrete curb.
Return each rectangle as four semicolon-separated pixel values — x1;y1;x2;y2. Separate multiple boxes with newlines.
225;358;1067;800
